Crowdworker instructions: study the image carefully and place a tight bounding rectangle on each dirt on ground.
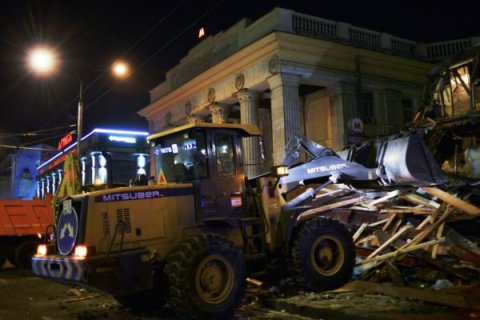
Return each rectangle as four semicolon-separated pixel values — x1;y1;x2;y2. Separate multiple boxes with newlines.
1;263;478;320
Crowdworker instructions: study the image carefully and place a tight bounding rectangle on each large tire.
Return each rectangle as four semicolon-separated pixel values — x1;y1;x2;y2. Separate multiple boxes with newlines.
292;217;355;292
14;240;37;269
165;234;246;320
0;245;7;268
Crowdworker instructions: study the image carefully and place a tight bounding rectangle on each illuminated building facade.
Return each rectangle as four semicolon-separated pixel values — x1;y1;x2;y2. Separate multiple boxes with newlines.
139;8;479;179
36;128;149;199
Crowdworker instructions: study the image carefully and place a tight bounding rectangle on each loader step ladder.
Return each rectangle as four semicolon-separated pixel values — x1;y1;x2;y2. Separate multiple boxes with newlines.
239;217;267;275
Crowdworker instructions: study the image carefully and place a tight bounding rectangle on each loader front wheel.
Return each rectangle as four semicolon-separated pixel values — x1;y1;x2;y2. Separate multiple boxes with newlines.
292;217;354;291
165;234;246;319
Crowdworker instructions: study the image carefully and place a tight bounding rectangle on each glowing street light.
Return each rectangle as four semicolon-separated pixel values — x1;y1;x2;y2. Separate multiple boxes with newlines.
27;46;130;154
111;60;130;79
27;47;58;75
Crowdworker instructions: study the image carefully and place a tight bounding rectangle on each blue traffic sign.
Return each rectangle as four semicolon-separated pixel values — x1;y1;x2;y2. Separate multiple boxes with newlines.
57;204;79;255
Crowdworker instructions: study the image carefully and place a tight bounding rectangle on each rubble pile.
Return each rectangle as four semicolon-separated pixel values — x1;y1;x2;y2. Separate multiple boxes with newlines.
305;182;480;303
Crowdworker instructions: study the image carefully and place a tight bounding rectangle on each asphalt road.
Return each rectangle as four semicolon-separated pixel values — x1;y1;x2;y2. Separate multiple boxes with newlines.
0;264;475;320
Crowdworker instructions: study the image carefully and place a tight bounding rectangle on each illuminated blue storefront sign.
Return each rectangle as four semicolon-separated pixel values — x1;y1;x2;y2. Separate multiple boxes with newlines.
108;135;137;144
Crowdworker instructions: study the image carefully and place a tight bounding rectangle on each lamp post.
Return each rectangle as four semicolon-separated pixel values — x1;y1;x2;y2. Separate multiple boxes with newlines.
27;46;130;155
77;81;84;155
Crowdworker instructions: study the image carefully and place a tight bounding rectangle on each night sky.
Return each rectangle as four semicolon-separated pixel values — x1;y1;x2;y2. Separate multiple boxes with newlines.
0;0;477;148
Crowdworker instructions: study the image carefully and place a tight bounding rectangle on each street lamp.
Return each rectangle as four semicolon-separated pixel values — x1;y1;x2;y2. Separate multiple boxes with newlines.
27;46;130;155
27;47;58;76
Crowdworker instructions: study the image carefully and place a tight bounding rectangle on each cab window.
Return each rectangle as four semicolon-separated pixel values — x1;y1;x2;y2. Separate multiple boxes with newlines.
153;130;208;183
214;134;235;176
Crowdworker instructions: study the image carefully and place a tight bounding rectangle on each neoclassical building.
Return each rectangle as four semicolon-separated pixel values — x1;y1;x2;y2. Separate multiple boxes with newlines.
139;8;479;178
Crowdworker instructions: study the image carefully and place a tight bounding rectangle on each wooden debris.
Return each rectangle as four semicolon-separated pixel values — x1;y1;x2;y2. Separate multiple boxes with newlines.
295;180;480;295
399;207;452;249
382;213;397;231
368;190;402;207
356;234;377;245
415;215;433;230
365;239;443;263
401;192;441;208
431;221;445;259
367;218;390;227
352;223;368;242
246;277;263;287
380;207;434;215
424;187;480;215
297;195;362;222
365;225;412;261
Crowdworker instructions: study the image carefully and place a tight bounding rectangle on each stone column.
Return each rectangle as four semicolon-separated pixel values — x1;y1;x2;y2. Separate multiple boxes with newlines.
258;107;272;174
209;103;230;124
237;89;261;178
383;88;402;135
266;73;301;165
329;82;357;150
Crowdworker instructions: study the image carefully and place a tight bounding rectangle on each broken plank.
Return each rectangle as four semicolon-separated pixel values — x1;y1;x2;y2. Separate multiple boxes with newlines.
382;213;397;232
400;207;452;248
367;218;390;227
431;221;445;259
415;215;433;230
380;208;434;215
365;225;413;261
390;216;404;234
401;193;440;209
365;239;443;263
424;187;480;215
368;190;402;207
356;234;377;245
297;195;361;222
352;223;368;242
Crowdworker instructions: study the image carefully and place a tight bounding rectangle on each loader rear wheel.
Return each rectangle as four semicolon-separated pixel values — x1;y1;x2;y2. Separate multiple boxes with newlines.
292;217;355;291
165;234;246;319
14;241;37;269
0;246;6;268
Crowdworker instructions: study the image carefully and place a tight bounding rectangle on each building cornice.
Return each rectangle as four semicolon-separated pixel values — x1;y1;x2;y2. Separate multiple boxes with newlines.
138;32;281;119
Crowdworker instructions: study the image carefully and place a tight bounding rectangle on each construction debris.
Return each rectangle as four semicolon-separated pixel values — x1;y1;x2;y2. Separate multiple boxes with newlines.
300;181;480;309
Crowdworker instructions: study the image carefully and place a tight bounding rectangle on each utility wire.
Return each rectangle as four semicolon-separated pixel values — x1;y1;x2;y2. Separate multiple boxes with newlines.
122;0;188;57
20;132;69;147
0;124;76;139
38;0;188;132
139;0;226;68
85;0;226;113
24;0;225;145
0;144;56;152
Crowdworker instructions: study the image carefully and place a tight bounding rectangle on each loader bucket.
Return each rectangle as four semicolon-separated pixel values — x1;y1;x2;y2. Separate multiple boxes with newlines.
375;133;445;186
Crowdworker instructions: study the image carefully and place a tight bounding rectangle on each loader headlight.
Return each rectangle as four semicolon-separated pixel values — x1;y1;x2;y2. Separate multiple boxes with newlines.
74;245;88;258
36;244;55;256
36;244;48;257
273;165;289;177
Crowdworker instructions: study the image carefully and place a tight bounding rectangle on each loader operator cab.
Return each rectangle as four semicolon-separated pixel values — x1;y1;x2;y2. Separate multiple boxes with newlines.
148;123;261;219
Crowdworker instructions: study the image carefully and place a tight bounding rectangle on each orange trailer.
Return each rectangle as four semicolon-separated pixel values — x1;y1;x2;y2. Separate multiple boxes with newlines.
0;195;53;268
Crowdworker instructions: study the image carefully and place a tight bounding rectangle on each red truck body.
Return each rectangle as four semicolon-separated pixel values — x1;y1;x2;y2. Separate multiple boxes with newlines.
0;195;53;268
